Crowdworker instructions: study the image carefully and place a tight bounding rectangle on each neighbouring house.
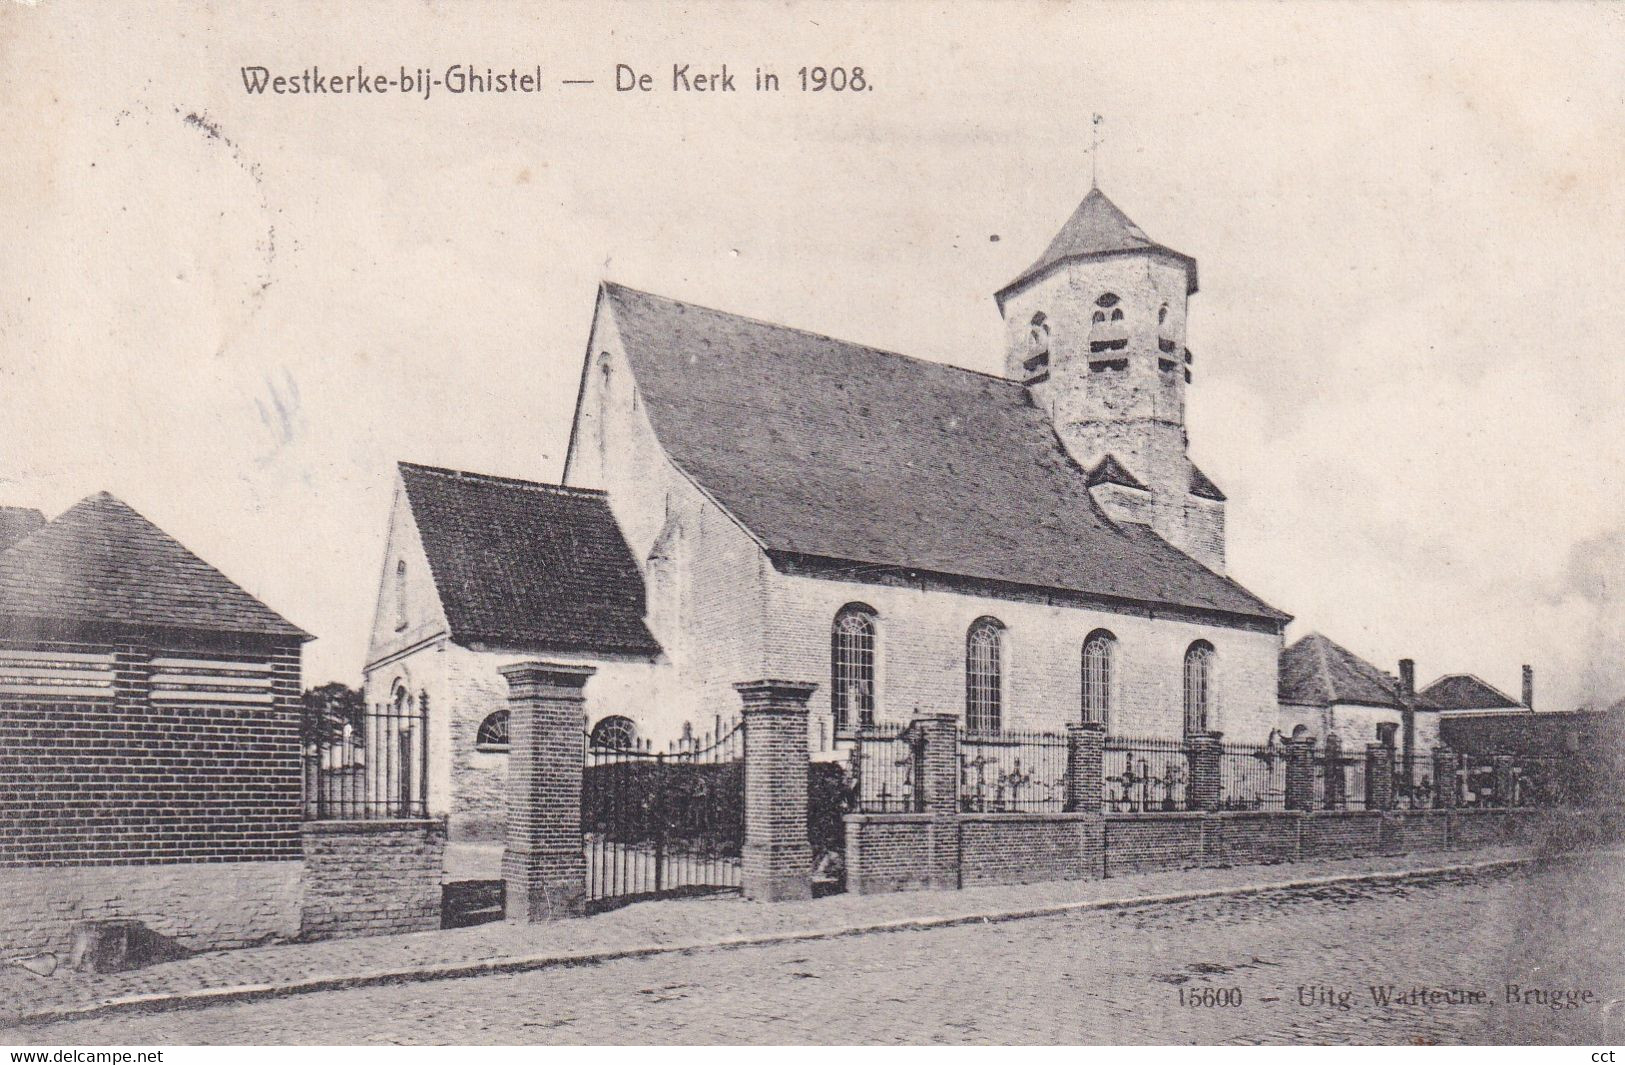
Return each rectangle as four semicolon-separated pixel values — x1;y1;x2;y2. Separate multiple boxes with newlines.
1423;670;1528;716
0;492;310;959
1276;633;1442;779
364;184;1294;842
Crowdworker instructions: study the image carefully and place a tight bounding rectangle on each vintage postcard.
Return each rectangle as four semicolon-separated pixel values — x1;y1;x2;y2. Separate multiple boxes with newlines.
1;0;1622;1050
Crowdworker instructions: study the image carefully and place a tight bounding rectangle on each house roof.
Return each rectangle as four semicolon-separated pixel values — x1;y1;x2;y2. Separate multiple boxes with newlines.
997;187;1198;303
602;283;1287;626
398;462;662;657
1421;673;1523;712
0;507;46;553
1085;454;1147;491
1278;633;1431;710
0;492;307;640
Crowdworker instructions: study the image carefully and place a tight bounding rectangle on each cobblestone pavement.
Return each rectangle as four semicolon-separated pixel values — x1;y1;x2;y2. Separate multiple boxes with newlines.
0;845;1541;1025
10;850;1621;1045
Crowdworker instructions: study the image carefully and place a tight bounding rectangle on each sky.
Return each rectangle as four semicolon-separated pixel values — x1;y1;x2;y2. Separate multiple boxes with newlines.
2;1;1622;709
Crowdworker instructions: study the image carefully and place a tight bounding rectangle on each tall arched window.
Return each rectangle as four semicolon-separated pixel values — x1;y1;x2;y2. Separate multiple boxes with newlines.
1081;629;1116;727
966;617;1004;733
1183;641;1215;735
831;604;877;730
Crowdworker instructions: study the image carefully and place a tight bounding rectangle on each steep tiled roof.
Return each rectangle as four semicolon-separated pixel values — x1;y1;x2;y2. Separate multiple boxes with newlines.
399;463;661;657
997;188;1198;303
1421;673;1523;712
1278;633;1434;710
1085;454;1147;491
0;493;307;639
602;284;1287;626
0;507;46;553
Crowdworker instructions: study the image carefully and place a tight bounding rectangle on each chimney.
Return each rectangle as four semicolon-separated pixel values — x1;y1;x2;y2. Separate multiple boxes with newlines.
1398;659;1415;699
1522;665;1534;711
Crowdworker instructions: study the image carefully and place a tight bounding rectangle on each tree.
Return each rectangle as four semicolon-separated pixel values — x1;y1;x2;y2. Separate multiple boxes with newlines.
301;682;364;747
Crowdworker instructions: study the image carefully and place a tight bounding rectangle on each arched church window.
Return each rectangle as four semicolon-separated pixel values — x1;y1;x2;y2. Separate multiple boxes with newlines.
1023;312;1051;384
590;715;638;751
966;617;1004;733
1082;629;1115;727
1183;641;1215;735
1158;303;1169;325
1090;293;1128;352
475;709;510;751
832;604;877;730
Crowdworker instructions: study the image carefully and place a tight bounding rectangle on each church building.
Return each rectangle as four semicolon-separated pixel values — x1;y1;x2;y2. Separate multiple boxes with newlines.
363;186;1291;840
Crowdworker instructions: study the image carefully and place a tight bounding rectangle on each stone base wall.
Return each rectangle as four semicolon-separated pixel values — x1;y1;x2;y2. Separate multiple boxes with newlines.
0;860;302;958
1105;814;1205;876
299;820;447;940
845;807;1623;896
845;814;938;895
960;814;1103;888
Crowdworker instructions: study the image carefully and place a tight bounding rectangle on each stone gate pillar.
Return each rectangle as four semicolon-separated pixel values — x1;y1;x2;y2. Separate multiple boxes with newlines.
1432;748;1460;809
736;680;816;902
1186;731;1224;812
500;661;592;922
1366;743;1395;811
1284;737;1317;812
1065;722;1105;813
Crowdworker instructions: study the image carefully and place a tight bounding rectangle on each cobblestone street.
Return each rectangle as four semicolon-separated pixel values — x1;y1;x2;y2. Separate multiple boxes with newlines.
12;851;1623;1045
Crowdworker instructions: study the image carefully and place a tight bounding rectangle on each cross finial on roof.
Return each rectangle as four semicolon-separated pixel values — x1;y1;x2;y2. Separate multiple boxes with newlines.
1090;114;1105;190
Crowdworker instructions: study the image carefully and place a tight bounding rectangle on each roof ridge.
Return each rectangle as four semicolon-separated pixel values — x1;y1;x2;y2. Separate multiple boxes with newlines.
398;461;608;498
602;281;1022;391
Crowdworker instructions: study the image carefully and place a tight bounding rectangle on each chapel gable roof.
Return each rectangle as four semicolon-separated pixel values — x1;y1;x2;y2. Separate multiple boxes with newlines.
0;492;307;640
600;282;1287;626
1278;633;1433;710
1420;673;1523;712
398;462;661;657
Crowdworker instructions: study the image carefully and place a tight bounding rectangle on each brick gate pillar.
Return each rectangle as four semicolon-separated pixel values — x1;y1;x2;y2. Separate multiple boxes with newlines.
911;714;961;890
1284;737;1317;812
1432;748;1460;809
1365;743;1395;811
500;661;592;922
1185;731;1223;812
1065;722;1105;813
736;679;817;902
1323;733;1347;810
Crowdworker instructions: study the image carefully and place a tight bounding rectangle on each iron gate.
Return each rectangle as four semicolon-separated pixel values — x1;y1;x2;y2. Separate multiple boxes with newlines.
581;719;744;911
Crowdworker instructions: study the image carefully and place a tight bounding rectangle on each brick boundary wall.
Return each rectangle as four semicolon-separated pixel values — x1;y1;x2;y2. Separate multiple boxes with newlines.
298;819;447;940
845;806;1624;895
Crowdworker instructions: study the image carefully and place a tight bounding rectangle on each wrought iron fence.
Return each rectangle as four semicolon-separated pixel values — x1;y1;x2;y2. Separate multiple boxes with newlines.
303;702;427;819
845;723;919;813
1312;751;1368;810
959;727;1069;812
1104;735;1187;812
582;717;744;910
1218;740;1287;810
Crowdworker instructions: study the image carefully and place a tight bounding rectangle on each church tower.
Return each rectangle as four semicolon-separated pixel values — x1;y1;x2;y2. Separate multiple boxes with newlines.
996;187;1226;571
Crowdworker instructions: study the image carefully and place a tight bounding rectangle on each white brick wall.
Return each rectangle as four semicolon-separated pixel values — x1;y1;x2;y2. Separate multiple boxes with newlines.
0;861;303;958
